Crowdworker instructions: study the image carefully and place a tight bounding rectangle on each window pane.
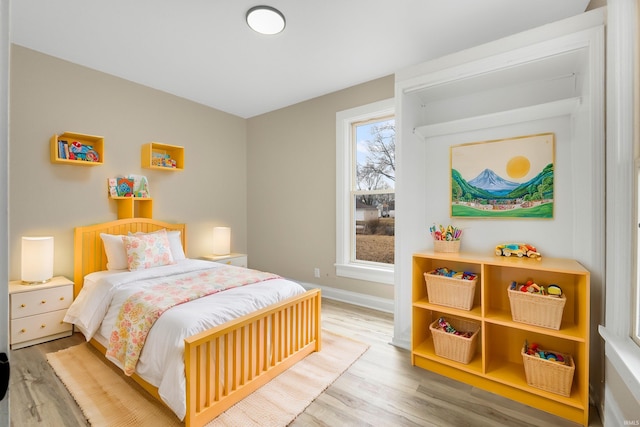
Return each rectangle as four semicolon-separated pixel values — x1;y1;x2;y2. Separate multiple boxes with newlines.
354;118;395;191
354;193;395;264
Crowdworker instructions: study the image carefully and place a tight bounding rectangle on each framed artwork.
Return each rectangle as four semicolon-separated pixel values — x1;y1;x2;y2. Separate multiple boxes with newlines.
450;133;554;218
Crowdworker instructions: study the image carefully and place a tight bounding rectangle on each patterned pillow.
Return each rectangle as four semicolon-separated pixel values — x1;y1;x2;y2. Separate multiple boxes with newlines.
129;229;186;260
122;229;175;271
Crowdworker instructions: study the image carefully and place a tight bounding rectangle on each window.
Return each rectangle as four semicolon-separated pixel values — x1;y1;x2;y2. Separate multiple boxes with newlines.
336;99;395;284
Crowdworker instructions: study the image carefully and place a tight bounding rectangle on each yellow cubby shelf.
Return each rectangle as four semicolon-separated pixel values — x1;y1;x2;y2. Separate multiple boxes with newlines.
141;142;184;171
50;132;104;166
412;251;590;426
110;197;153;219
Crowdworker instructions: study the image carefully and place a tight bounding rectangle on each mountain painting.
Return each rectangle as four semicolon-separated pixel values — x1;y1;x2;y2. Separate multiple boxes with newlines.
450;133;554;218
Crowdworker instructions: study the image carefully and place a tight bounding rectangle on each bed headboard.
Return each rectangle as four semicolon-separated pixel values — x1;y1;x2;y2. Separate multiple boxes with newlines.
73;218;187;297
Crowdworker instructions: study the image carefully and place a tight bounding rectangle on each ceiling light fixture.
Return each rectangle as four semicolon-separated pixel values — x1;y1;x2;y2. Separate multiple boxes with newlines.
246;6;286;35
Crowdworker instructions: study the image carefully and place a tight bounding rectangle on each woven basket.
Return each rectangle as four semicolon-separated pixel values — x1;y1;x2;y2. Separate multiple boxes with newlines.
433;239;461;253
507;286;566;330
429;316;480;364
424;271;477;310
522;348;575;396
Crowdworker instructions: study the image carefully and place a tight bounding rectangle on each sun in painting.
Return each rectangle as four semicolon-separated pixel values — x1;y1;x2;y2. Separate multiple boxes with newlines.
506;155;531;179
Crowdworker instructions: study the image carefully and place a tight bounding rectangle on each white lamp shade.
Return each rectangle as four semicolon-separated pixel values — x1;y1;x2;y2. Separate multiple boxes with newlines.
212;227;231;255
21;236;54;284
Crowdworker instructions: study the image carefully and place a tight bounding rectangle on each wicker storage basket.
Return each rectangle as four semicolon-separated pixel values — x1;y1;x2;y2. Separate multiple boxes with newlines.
507;286;566;330
424;271;477;310
522;348;575;396
429;316;480;364
433;239;461;253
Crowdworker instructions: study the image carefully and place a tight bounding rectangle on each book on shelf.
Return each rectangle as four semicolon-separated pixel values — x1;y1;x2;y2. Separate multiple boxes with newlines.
58;140;69;159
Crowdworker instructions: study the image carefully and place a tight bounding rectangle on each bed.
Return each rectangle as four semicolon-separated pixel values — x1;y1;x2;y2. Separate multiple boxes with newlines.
67;218;322;427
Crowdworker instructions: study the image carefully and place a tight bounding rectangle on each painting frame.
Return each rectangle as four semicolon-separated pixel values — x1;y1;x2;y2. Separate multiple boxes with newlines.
450;133;555;219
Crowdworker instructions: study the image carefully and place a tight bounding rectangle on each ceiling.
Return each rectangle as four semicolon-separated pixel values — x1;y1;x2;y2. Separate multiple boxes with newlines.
10;1;592;119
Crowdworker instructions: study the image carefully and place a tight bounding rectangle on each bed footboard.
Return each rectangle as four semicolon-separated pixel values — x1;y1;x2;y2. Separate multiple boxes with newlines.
184;288;322;427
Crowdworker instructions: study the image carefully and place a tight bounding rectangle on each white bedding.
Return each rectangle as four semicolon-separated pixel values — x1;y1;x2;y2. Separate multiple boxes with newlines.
64;259;305;420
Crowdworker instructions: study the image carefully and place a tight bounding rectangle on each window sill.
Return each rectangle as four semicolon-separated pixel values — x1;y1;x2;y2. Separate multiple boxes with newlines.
599;325;640;402
335;263;394;285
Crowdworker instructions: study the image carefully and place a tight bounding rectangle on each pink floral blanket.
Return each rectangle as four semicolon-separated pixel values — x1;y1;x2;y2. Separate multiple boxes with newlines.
106;266;280;375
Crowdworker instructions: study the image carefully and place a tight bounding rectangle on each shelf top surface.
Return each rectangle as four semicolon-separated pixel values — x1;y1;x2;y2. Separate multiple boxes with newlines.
413;250;589;274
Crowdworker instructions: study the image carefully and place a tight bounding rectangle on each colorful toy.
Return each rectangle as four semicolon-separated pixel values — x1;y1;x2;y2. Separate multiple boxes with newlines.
495;243;541;259
430;224;462;241
437;317;472;338
523;340;566;364
69;141;99;162
431;267;476;281
510;280;562;297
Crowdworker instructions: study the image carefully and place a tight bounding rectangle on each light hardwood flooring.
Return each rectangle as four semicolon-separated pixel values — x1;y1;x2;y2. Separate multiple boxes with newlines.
9;298;602;426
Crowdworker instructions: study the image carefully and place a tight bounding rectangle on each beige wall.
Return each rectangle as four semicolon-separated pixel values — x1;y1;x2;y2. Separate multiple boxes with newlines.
246;76;395;300
9;45;247;280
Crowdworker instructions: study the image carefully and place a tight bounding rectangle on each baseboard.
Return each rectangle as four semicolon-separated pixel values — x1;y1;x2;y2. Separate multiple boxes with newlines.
297;281;394;313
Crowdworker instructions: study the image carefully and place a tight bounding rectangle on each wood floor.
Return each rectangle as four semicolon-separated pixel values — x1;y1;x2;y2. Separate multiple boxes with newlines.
9;298;603;426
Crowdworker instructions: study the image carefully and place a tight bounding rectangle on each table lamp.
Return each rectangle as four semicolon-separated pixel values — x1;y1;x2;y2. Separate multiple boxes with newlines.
212;227;231;255
21;236;54;284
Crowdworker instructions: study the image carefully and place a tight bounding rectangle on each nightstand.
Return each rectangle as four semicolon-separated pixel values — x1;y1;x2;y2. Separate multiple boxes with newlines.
202;253;248;268
9;276;74;349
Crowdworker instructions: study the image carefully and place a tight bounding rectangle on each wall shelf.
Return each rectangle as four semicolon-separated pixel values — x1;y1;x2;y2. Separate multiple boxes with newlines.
141;142;184;171
110;197;153;219
50;132;104;166
412;251;590;425
413;97;581;139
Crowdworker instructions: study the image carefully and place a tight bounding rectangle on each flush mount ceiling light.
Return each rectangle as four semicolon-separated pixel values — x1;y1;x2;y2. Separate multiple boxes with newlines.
246;6;286;35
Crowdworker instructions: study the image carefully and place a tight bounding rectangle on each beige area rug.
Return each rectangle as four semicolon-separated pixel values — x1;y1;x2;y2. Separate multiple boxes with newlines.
47;331;368;427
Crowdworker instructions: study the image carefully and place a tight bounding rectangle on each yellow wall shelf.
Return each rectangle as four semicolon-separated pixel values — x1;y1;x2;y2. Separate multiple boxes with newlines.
110;197;153;219
412;251;590;426
141;142;184;171
50;132;104;166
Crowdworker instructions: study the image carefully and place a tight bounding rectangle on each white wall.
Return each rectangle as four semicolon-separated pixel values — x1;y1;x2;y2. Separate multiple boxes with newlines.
394;10;606;411
9;46;249;282
601;0;640;424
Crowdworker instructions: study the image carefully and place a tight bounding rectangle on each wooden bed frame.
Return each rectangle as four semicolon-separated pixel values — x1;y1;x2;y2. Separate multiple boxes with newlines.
73;218;322;427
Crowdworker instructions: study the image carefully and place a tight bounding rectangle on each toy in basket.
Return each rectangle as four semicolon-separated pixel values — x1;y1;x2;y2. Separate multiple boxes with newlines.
430;224;462;253
429;316;480;364
522;341;575;396
423;268;477;310
508;281;566;330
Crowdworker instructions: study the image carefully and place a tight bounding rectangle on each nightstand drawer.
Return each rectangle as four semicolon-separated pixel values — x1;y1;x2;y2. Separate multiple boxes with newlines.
218;256;247;267
10;309;72;345
11;284;73;319
202;253;248;268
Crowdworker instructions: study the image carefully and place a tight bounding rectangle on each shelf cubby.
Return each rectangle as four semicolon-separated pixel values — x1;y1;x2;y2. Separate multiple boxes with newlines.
50;132;104;166
141;142;184;171
110;197;153;219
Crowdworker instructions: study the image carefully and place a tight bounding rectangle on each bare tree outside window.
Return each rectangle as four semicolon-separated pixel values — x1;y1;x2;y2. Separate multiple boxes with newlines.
353;118;395;264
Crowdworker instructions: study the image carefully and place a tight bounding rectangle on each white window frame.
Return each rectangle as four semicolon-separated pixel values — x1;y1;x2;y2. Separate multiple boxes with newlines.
336;98;395;285
636;162;640;346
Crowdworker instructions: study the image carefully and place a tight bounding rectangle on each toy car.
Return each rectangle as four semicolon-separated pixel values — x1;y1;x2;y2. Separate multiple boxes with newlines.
495;243;541;259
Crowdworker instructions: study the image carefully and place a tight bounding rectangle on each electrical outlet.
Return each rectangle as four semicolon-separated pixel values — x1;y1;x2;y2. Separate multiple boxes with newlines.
314;268;320;278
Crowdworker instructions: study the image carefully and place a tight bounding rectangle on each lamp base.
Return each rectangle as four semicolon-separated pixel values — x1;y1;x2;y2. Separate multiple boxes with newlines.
21;278;51;285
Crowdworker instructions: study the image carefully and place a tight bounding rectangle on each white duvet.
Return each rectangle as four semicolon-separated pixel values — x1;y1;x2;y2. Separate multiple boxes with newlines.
64;259;305;420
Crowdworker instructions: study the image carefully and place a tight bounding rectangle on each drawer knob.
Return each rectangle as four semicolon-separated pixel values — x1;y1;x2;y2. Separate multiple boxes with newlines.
59;297;65;301
20;304;25;308
40;324;46;329
40;300;46;304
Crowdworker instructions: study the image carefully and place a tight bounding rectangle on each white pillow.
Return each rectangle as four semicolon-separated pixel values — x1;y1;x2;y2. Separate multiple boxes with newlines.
130;229;186;260
100;233;128;270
